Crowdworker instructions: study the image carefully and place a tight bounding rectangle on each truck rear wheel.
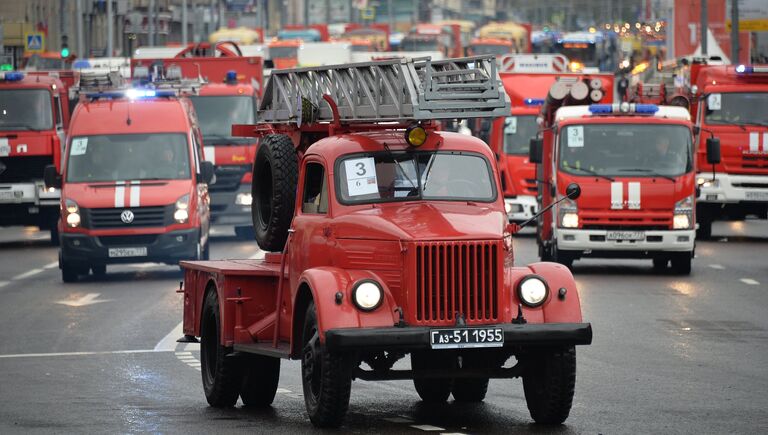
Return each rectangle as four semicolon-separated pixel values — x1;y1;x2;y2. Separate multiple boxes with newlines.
252;134;298;252
411;352;453;402
697;219;712;240
240;355;280;407
301;301;351;428
201;289;242;407
522;347;577;425
452;378;489;402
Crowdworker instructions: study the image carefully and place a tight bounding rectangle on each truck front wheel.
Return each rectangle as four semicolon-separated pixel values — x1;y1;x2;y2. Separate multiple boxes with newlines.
671;253;692;275
411;352;453;402
240;355;280;407
522;347;576;424
200;290;242;407
301;301;351;428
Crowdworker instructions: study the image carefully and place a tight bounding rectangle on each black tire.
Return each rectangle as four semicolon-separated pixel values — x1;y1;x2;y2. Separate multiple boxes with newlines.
652;258;668;271
522;347;577;425
91;264;106;276
671;253;692;275
301;301;352;428
697;219;712;240
452;378;489;402
234;226;255;240
200;289;242;408
61;261;79;283
552;243;574;270
202;240;210;261
240;355;280;407
411;352;453;403
252;134;298;252
49;224;60;246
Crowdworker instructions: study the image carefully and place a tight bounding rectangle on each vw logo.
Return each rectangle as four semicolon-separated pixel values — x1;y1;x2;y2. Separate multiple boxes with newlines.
120;210;135;224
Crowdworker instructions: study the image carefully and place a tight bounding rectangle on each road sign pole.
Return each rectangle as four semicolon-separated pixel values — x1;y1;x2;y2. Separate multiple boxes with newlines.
107;0;114;57
730;0;739;63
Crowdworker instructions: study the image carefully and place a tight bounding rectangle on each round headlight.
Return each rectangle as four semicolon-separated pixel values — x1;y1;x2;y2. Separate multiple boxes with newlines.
352;280;383;311
517;275;549;307
66;212;81;228
174;209;189;223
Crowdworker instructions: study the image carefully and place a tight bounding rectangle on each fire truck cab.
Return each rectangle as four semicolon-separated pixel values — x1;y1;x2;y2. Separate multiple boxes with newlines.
45;71;214;282
179;56;592;428
0;71;70;243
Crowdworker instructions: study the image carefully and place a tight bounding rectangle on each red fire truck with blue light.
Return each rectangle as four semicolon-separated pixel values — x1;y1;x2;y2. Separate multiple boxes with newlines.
177;56;592;428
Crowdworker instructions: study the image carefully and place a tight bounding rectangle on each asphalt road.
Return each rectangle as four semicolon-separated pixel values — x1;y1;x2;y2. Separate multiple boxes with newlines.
0;221;767;434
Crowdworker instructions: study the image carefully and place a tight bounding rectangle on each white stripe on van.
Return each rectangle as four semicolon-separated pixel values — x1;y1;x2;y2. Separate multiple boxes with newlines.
749;132;759;152
130;182;141;207
628;182;641;209
611;182;623;209
114;182;125;208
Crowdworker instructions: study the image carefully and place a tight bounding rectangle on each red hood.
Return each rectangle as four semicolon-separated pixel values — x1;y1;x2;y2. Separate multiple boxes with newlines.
698;126;768;175
63;179;192;209
0;130;56;157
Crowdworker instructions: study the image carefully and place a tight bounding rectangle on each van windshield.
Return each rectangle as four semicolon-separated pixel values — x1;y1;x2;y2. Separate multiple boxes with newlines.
337;151;496;204
503;115;538;155
189;95;255;141
66;133;191;182
0;89;53;131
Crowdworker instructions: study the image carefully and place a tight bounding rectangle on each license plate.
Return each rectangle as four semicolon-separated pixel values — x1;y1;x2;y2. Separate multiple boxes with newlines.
108;247;148;258
0;190;21;200
430;327;504;349
606;231;645;241
745;191;768;201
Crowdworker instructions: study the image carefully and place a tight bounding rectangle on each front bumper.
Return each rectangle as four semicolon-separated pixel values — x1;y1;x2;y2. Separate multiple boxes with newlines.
0;182;59;227
60;228;200;265
556;228;695;254
209;185;252;226
698;173;768;204
504;195;537;223
325;322;592;352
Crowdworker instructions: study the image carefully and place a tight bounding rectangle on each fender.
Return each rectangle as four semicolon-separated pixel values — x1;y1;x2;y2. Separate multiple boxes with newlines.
507;262;583;324
296;267;399;343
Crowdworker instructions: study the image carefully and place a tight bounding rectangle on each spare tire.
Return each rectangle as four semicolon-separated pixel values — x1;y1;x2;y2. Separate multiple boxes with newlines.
252;134;298;252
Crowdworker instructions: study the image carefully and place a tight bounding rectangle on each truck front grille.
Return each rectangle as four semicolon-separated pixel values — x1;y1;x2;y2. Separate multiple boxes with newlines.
0;156;53;183
414;240;500;323
210;164;250;192
82;206;171;229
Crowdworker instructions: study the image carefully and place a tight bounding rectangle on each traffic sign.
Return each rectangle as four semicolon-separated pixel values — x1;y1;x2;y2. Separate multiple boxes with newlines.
24;32;45;53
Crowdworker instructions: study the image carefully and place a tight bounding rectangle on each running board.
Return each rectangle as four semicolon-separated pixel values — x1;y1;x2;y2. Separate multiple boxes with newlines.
233;342;291;359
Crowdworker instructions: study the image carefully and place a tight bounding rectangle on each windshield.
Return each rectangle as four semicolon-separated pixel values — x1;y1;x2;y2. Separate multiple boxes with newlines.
558;124;692;177
189;95;255;140
704;92;768;126
337;151;496;204
503;116;538;155
269;46;298;58
0;89;53;131
66;133;191;182
469;44;511;57
23;56;71;70
400;38;440;51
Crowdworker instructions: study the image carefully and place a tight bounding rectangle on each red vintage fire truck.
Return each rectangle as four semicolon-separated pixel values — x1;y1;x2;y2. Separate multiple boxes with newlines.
0;71;71;243
531;76;718;274
131;45;264;238
685;63;768;238
178;56;592;428
44;70;214;281
489;55;613;224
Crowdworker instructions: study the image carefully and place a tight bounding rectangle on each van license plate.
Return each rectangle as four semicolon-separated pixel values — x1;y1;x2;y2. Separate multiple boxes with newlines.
108;247;148;258
606;231;644;241
745;191;768;201
430;328;504;349
0;190;21;200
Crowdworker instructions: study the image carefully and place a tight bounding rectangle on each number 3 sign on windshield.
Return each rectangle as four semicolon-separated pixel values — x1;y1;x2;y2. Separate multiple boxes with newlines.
344;157;379;196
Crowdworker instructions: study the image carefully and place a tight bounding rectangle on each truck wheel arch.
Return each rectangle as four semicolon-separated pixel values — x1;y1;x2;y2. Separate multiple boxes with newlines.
510;262;584;324
291;282;314;358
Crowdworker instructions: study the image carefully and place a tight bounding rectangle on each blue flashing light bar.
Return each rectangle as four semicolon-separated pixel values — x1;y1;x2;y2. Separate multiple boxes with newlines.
736;64;768;74
588;103;659;115
84;89;177;100
225;70;238;84
524;98;545;106
0;71;24;82
588;104;613;113
635;104;659;114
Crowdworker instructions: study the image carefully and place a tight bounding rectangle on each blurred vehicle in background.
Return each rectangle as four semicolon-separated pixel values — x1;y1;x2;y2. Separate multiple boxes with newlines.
467;38;514;57
478;22;532;53
400;23;462;58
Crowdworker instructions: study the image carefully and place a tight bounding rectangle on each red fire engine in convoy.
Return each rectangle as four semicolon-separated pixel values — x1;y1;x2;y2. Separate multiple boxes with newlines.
684;63;768;238
400;24;463;58
131;43;264;238
0;71;71;243
177;56;592;428
531;76;719;274
489;55;613;224
44;70;214;282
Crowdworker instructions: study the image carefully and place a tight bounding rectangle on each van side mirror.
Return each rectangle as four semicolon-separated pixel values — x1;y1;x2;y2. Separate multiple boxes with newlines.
529;138;543;164
198;161;215;184
706;137;721;164
43;165;62;189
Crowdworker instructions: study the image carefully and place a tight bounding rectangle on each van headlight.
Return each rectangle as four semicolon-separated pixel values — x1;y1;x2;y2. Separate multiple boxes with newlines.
352;280;383;311
235;192;252;206
65;199;81;228
174;194;190;223
517;275;549;307
673;195;693;230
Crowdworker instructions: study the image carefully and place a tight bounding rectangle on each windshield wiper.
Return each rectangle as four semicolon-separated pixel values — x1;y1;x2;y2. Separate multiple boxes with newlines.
383;143;418;192
568;166;615;182
709;120;747;131
0;123;41;131
742;120;768;127
618;168;675;181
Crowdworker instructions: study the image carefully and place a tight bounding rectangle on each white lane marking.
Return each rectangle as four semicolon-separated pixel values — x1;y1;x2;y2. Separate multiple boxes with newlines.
55;293;110;307
276;388;292;394
174;351;192;356
0;349;172;359
12;268;44;280
43;261;58;269
708;264;725;270
411;425;445;431
740;278;760;286
154;321;184;351
384;417;414;423
0;281;9;288
249;250;266;260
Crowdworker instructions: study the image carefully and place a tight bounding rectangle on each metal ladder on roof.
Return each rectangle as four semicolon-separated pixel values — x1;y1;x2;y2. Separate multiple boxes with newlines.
257;55;511;125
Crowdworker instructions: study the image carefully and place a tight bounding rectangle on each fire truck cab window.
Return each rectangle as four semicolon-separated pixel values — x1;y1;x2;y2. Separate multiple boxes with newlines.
503;115;538;155
0;89;53;131
189;96;256;141
704;92;768;127
302;162;328;214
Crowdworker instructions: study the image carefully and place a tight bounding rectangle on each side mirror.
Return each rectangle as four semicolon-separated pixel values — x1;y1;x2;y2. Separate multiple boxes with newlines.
529;137;543;164
692;126;700;135
44;165;62;189
706;137;721;164
565;182;581;200
198;161;215;184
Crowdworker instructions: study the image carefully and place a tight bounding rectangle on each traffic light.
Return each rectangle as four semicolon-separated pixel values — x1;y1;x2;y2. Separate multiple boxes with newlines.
60;35;70;58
